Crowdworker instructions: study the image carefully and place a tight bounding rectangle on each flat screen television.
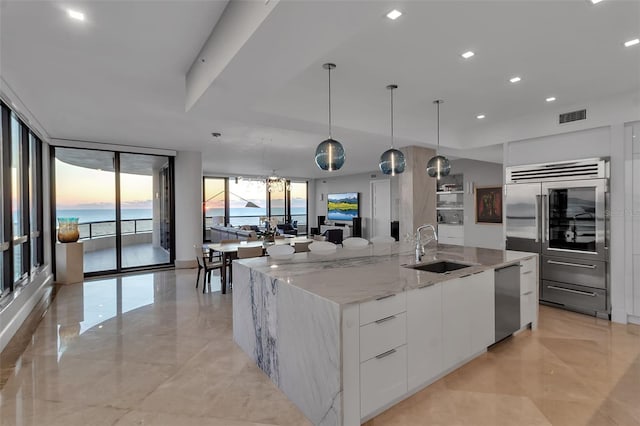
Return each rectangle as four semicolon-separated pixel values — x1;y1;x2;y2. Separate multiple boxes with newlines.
327;192;359;222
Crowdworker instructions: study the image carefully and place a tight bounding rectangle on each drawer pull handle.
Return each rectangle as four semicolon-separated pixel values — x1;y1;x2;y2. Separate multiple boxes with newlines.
547;260;596;269
376;294;396;301
375;349;397;360
459;273;472;278
375;315;396;324
547;285;596;297
522;271;533;275
522;291;533;295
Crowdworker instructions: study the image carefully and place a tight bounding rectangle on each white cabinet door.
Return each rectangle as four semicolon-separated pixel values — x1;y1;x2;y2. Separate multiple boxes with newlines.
468;270;495;353
407;283;443;391
360;345;407;418
442;277;471;370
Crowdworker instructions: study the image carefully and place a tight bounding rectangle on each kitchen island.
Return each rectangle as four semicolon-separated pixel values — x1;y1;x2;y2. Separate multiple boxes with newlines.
232;243;538;426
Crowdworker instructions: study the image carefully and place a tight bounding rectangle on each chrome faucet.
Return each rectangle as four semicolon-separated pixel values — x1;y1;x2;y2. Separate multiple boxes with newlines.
415;224;438;262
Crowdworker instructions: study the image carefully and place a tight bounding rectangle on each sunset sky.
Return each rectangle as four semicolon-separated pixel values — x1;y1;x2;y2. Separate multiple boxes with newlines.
56;160;307;210
55;158;152;209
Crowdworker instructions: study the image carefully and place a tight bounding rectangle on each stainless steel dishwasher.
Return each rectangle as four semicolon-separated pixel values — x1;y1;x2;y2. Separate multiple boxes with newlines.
495;265;521;342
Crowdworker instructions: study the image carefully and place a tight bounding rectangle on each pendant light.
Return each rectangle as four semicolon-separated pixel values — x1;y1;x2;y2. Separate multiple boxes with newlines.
315;63;345;171
379;84;406;176
426;99;451;180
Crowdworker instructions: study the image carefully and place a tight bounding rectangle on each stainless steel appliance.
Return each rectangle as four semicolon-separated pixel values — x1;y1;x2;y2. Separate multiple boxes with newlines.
505;158;610;318
495;264;521;342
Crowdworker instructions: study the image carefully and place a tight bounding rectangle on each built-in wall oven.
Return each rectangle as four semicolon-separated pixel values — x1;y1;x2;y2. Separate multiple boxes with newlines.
505;158;610;318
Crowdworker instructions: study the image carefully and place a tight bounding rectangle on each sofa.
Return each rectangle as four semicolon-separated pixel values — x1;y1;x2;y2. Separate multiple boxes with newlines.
210;225;257;243
276;223;298;236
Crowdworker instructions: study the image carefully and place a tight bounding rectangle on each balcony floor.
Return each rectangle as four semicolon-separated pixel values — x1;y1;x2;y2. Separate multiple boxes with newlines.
84;243;170;273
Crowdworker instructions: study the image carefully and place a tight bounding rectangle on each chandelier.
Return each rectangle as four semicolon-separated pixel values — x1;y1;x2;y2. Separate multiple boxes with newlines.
267;171;288;193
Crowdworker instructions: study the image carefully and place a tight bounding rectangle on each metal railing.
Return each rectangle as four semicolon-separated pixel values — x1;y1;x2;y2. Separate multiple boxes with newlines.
72;218;153;240
205;215;307;229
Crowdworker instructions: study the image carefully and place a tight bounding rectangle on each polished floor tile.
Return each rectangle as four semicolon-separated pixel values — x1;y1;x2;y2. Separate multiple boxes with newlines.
1;269;639;426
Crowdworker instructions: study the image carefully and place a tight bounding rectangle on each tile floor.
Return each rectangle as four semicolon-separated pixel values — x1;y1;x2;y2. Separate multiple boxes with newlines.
0;269;639;425
84;243;170;273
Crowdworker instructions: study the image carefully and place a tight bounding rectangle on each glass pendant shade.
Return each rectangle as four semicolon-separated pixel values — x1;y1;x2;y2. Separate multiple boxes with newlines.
379;148;406;176
426;155;451;179
427;99;451;179
316;63;345;171
315;138;345;171
379;84;405;176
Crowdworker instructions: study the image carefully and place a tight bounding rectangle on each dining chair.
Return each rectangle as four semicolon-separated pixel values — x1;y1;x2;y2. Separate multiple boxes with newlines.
294;241;312;252
194;245;224;293
274;235;285;240
237;246;264;259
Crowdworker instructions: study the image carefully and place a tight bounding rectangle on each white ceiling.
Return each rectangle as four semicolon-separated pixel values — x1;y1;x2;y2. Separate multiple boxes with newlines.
1;0;639;178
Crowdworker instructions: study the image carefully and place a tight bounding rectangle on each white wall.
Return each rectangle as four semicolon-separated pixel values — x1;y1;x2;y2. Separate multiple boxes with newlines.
174;151;203;268
503;125;629;323
449;159;504;249
313;171;393;240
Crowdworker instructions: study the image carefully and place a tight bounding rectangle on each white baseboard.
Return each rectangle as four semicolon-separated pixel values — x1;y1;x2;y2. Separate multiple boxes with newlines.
628;315;640;326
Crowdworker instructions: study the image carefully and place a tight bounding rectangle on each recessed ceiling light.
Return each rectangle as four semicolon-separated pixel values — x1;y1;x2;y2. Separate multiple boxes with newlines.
624;38;639;47
461;51;475;59
546;97;557;102
509;76;522;83
590;0;604;4
386;9;402;20
67;9;85;21
476;114;485;119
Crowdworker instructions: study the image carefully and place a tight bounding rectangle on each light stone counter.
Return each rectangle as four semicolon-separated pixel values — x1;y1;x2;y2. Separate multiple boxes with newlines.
232;243;537;426
234;243;536;306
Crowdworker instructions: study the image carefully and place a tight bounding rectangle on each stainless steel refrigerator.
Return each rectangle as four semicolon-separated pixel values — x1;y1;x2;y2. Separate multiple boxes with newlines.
505;158;610;318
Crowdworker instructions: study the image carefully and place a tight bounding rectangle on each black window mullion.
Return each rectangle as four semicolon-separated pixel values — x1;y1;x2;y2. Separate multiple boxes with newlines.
115;151;122;271
224;177;229;226
36;137;43;266
20;123;30;276
1;104;12;292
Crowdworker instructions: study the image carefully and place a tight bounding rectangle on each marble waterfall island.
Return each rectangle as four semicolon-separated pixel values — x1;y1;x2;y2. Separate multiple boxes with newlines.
232;244;538;426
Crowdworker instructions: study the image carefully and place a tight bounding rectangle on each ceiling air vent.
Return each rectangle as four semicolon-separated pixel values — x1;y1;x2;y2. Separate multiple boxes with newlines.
559;109;586;124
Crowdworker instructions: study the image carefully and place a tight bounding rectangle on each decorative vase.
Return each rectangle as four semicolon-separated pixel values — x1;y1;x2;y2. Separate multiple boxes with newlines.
58;217;80;243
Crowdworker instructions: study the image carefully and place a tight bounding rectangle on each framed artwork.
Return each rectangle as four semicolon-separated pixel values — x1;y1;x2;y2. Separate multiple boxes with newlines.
475;186;503;224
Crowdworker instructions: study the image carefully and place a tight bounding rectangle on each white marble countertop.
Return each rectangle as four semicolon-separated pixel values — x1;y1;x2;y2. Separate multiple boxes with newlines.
235;243;536;306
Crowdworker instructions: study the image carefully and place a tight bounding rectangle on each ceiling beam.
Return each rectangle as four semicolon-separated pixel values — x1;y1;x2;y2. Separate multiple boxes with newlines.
185;0;280;111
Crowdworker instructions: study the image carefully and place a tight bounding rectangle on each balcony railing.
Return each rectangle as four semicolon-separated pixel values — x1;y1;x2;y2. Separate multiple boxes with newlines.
71;218;153;240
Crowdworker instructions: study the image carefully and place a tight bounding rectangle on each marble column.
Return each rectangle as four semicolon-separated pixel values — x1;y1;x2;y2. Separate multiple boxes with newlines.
398;146;437;239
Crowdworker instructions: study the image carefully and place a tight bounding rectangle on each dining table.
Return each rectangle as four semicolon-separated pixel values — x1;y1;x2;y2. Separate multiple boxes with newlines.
206;236;314;294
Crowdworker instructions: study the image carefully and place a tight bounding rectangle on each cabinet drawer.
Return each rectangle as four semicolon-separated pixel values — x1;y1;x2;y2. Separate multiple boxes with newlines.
360;312;407;362
542;256;606;289
360;344;407;418
541;280;606;312
438;224;464;239
520;257;536;274
360;292;406;326
439;235;464;246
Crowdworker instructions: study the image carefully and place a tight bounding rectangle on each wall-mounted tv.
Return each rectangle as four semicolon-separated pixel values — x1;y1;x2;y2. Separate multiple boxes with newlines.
327;192;360;222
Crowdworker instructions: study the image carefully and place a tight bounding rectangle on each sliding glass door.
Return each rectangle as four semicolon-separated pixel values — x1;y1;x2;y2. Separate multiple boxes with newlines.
53;147;173;276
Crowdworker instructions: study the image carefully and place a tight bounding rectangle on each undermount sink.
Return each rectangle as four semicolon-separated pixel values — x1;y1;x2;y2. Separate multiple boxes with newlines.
407;261;473;274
